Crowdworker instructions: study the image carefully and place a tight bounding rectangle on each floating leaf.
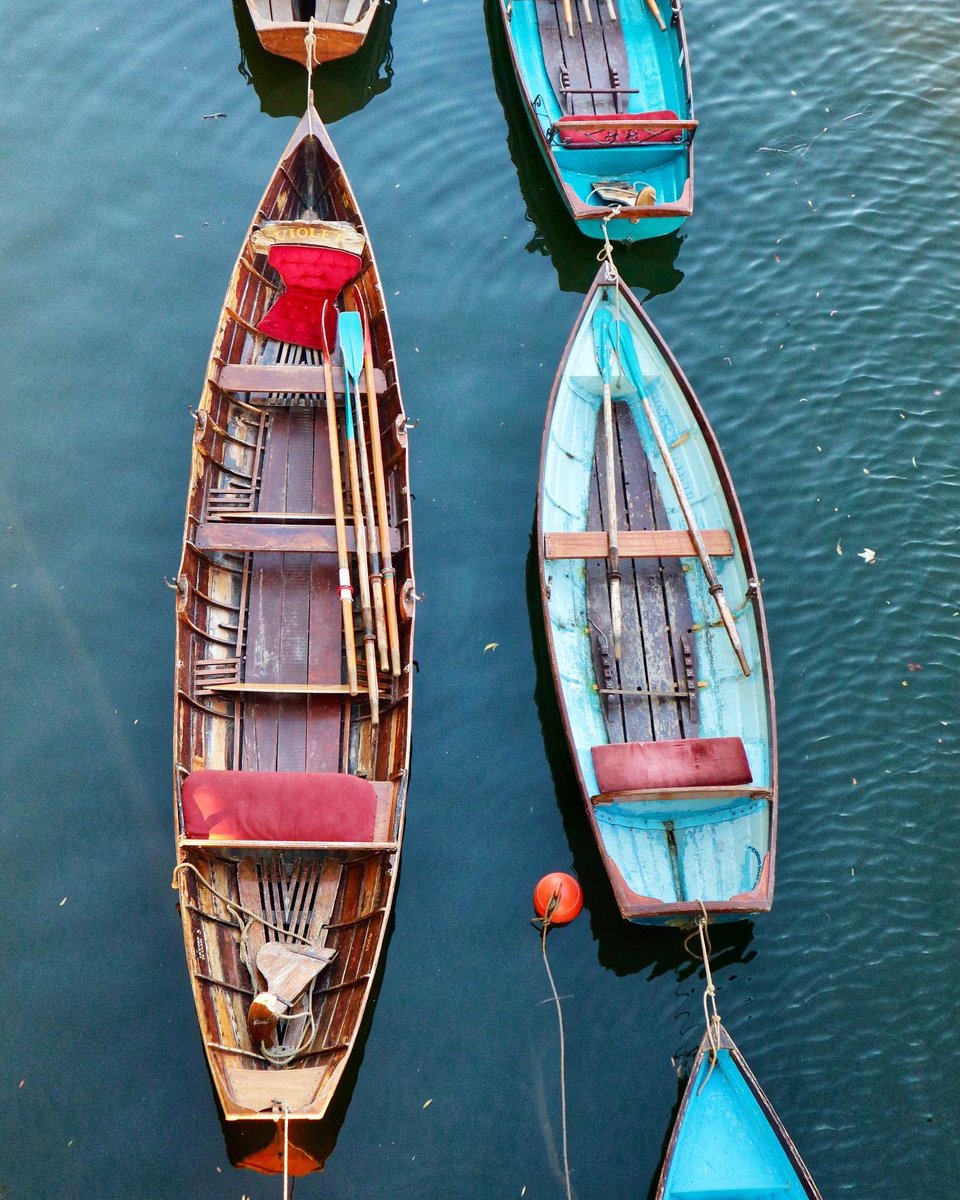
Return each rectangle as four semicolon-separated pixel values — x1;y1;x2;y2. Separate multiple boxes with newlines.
422;1098;433;1109
483;643;499;654
59;897;67;907
907;662;923;672
858;548;877;564
835;540;843;556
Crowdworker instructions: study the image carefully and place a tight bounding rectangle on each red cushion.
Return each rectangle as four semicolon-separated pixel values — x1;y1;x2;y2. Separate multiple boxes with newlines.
556;110;683;148
256;245;362;351
181;770;378;842
592;737;752;794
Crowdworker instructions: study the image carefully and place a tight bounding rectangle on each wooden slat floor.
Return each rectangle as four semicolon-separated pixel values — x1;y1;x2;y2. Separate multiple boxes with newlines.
535;0;632;115
585;401;699;745
241;346;345;774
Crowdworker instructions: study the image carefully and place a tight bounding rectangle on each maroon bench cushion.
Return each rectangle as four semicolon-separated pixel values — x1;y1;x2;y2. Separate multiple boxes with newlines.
592;737;752;794
256;245;362;351
181;770;378;842
555;110;684;148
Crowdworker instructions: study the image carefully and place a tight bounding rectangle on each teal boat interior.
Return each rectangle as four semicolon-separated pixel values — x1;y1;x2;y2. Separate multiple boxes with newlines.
541;279;774;918
505;0;693;213
658;1032;822;1199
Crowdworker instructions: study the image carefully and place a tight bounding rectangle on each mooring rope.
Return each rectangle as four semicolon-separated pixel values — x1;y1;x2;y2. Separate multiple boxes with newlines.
683;900;723;1093
533;891;573;1200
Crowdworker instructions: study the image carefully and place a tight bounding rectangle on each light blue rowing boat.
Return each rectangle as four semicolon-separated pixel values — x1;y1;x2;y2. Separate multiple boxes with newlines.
537;265;776;924
497;0;696;240
656;1025;823;1200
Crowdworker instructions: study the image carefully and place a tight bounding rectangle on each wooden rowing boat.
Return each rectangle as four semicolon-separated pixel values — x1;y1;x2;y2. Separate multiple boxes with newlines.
497;0;696;240
172;100;414;1174
655;1025;823;1199
243;0;382;65
537;265;776;924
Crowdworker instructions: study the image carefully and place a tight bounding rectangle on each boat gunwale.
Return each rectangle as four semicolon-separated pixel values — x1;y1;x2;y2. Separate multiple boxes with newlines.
536;267;778;923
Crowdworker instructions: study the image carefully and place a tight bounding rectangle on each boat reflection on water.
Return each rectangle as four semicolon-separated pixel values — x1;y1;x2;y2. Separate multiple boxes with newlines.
525;529;756;980
231;0;395;121
484;0;684;299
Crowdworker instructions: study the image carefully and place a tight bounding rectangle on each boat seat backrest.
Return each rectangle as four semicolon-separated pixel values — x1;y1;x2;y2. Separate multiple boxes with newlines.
592;737;752;794
555;111;687;149
256;245;362;352
181;769;378;842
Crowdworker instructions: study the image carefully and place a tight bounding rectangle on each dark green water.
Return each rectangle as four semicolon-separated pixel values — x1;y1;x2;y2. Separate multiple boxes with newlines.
1;1;957;1196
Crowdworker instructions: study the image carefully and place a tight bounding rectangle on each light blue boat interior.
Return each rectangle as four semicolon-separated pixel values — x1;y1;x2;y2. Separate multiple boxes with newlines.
508;0;691;232
662;1049;812;1199
542;288;771;909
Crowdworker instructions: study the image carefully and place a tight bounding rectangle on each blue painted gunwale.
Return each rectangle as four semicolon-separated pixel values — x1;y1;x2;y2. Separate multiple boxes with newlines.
537;267;777;925
496;0;695;241
655;1025;823;1200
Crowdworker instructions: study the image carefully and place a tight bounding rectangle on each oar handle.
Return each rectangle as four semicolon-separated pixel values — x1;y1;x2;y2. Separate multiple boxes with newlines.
562;0;574;37
645;0;667;31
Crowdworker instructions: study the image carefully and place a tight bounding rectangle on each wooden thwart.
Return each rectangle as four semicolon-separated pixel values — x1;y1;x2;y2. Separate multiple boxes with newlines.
593;785;773;805
195;521;401;555
218;362;387;397
545;528;734;560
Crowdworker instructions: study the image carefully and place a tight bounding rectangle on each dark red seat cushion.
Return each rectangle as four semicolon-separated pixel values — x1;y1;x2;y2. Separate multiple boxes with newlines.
592;737;752;794
256;245;362;351
556;110;683;148
181;770;378;842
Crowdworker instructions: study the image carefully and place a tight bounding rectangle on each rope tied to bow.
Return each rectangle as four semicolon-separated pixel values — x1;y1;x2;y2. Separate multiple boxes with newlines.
683;899;723;1093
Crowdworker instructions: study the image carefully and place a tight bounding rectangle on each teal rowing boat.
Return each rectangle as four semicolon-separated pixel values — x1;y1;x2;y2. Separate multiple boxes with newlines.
537;263;776;924
656;1025;823;1199
497;0;696;240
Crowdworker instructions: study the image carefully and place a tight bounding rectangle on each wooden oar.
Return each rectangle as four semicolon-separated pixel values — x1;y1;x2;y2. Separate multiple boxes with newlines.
562;0;575;37
353;288;402;677
591;308;623;661
337;305;380;725
340;310;389;672
317;314;359;695
607;308;752;677
247;942;336;1045
582;0;593;23
645;0;667;32
605;0;618;20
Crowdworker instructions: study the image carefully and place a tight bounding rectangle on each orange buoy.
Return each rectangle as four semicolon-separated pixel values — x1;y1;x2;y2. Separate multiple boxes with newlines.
533;873;583;925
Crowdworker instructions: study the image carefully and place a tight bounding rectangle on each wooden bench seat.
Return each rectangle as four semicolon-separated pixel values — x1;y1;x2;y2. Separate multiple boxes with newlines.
544;529;734;560
593;785;773;805
217;362;387;397
195;520;400;555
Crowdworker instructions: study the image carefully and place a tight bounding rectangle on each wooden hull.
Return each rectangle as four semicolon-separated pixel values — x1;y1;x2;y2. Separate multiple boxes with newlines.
537;268;776;924
245;0;380;65
173;104;414;1157
656;1026;823;1199
497;0;696;241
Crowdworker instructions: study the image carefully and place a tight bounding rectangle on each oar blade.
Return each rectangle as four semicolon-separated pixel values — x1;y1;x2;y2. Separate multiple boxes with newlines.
338;310;364;384
592;306;616;384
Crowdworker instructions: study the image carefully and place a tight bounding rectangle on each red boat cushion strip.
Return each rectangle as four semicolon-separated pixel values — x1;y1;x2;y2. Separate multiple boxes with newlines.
592;737;752;794
181;770;378;842
556;111;683;148
256;246;362;351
